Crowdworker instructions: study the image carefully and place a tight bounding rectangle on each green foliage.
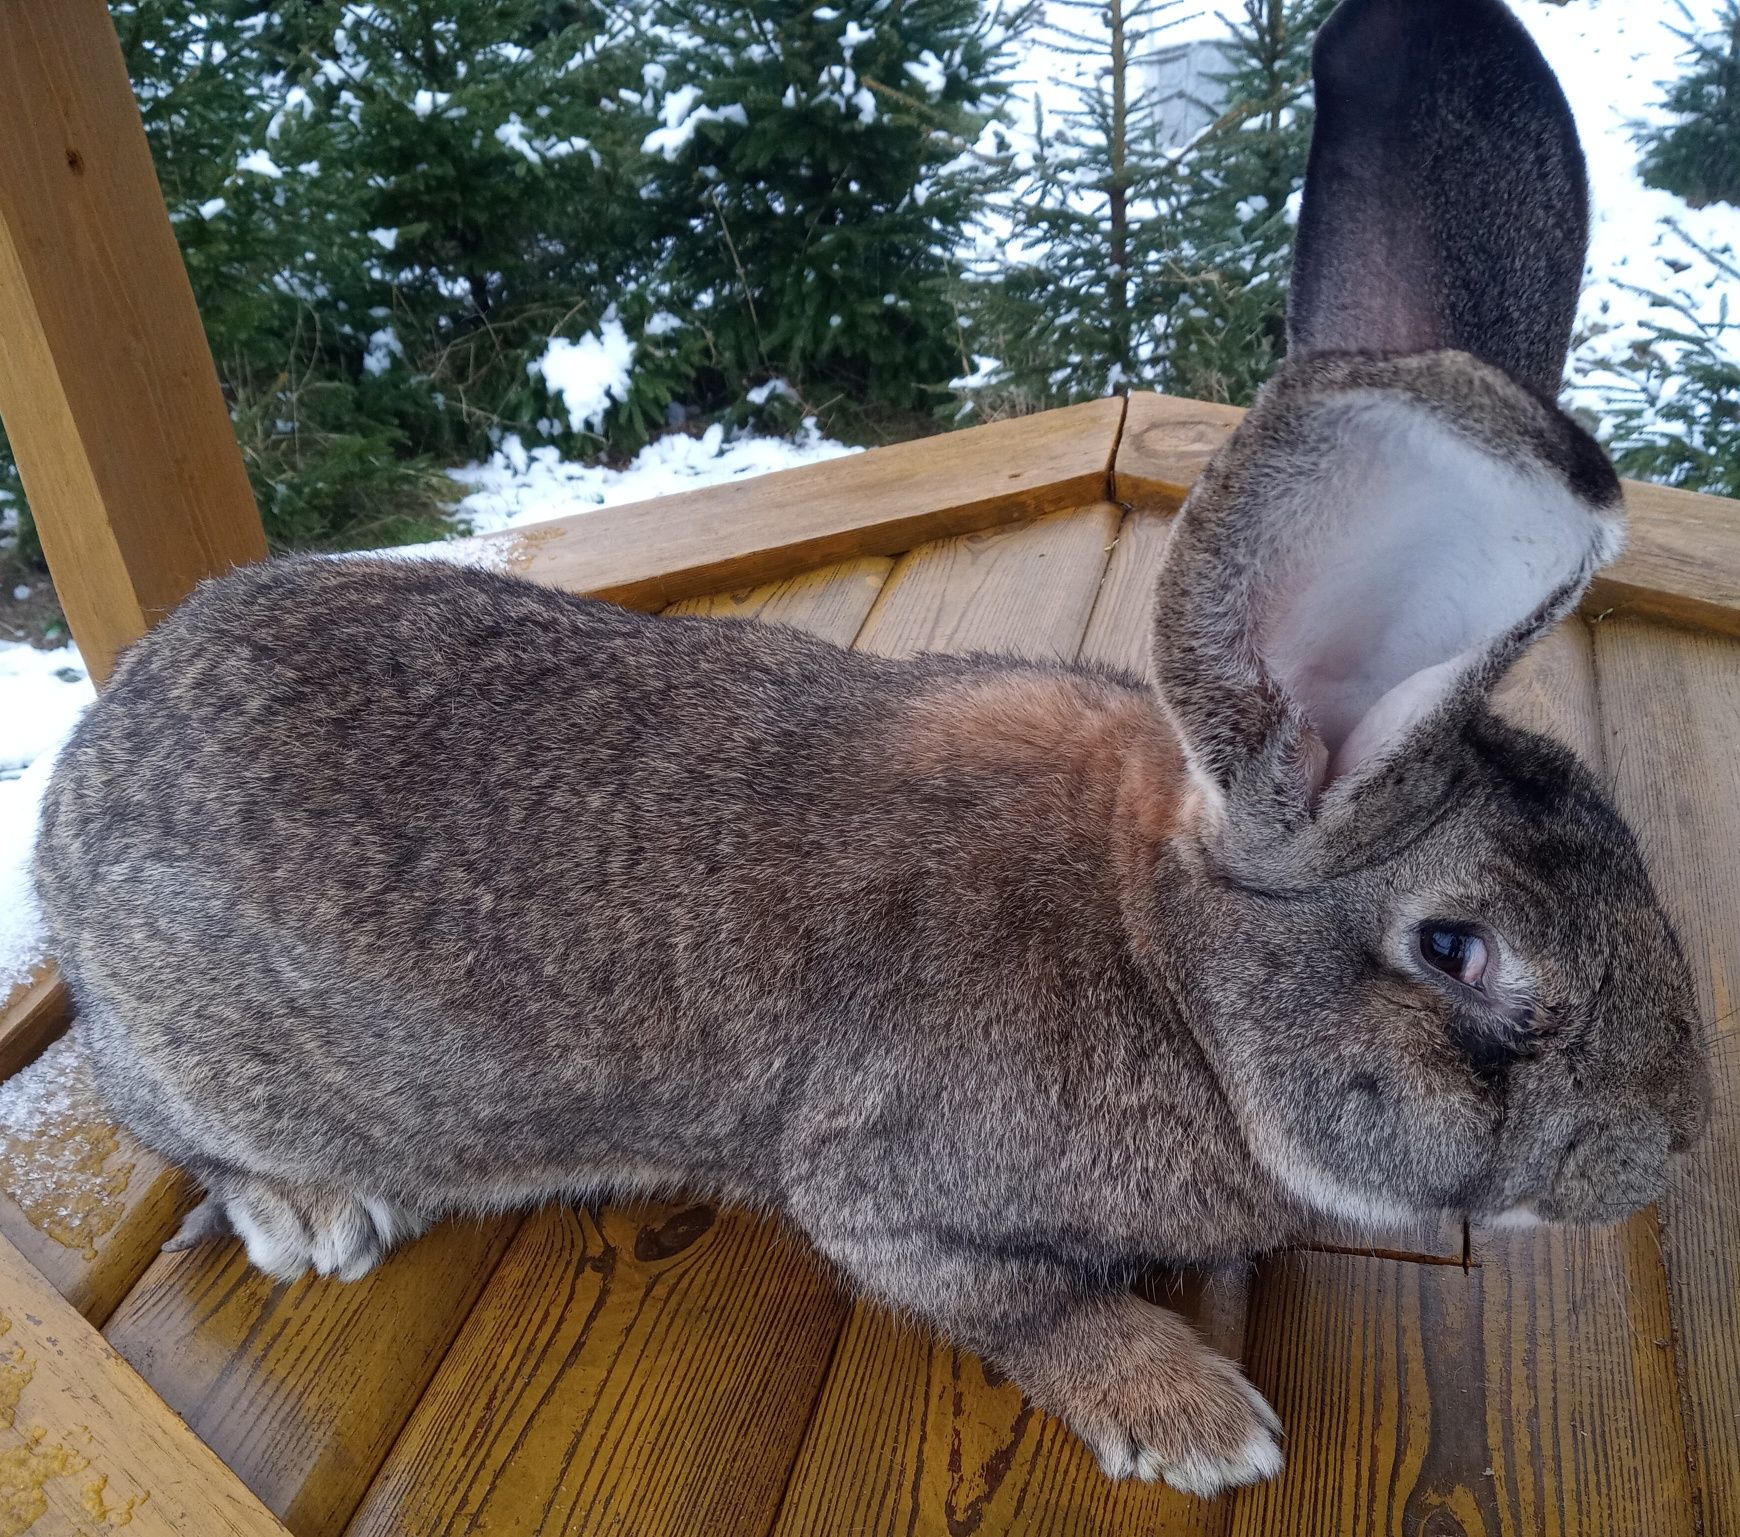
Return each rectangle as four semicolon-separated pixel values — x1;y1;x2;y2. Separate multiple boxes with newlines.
1593;247;1740;500
952;0;1331;420
6;0;664;566
1637;1;1740;210
631;0;1016;414
1163;0;1335;405
968;0;1190;410
2;0;1014;575
1601;9;1740;501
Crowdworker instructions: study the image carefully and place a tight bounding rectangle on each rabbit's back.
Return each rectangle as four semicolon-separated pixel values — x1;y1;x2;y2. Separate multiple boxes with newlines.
36;559;913;1195
35;557;1176;1221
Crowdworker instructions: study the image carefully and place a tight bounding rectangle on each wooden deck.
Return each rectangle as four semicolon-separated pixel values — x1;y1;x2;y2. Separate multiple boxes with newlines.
1;395;1737;1537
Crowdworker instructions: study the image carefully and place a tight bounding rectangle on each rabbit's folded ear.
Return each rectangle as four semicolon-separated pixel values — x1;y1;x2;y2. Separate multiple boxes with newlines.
1289;0;1589;396
1151;359;1624;832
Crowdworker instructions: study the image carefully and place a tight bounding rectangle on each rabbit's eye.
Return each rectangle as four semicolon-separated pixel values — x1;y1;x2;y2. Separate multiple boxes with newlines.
1419;924;1490;989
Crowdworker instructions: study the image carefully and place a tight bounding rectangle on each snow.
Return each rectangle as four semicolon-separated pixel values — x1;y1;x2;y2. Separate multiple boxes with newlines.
904;50;950;97
234;147;283;179
451;418;857;537
363;325;404;377
0;1032;139;1256
0;647;90;992
495;113;544;162
0;743;66;995
1512;0;1740;418
0;644;91;780
0;1029;82;1144
531;318;636;435
642;85;750;160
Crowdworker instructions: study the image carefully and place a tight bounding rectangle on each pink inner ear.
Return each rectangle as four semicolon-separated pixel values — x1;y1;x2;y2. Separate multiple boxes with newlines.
1329;656;1467;782
1253;391;1618;789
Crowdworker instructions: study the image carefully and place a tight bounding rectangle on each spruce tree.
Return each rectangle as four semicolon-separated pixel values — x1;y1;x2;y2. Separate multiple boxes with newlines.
1592;6;1740;498
1637;1;1740;209
951;0;1195;417
203;0;663;540
1162;0;1336;405
627;0;1014;419
952;0;1332;419
5;0;661;565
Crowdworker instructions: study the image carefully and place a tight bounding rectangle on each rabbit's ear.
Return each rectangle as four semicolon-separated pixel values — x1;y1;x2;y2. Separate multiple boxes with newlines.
1151;368;1623;824
1289;0;1589;396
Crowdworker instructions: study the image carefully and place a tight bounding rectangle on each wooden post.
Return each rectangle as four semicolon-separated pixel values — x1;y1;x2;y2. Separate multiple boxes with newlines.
0;0;266;685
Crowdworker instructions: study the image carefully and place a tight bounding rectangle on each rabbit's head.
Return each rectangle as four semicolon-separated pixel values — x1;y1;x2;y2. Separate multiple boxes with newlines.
1150;0;1710;1229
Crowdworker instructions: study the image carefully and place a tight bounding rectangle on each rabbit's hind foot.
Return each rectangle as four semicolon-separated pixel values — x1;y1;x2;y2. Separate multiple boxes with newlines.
163;1174;430;1284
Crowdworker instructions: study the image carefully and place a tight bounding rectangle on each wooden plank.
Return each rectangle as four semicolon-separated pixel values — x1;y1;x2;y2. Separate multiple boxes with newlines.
0;0;265;684
1077;507;1174;678
1594;616;1740;1535
477;398;1125;613
772;1270;1248;1537
1111;391;1246;516
1589;481;1740;638
1234;619;1697;1537
1233;1246;1693;1537
104;1216;519;1537
770;502;1244;1536
854;502;1124;662
0;1034;190;1325
1115;392;1740;640
0;1228;291;1537
344;1203;847;1537
0;964;70;1082
662;554;893;644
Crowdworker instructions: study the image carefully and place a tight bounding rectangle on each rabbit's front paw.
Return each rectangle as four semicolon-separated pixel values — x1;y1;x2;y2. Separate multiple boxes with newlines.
167;1176;428;1283
1036;1294;1284;1498
1123;1376;1282;1498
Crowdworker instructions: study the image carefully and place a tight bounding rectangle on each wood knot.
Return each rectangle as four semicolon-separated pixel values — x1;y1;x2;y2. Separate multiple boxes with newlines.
65;148;85;175
634;1204;715;1263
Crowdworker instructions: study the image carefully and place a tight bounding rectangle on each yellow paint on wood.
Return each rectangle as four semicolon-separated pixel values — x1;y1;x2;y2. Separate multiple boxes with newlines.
0;1237;290;1537
105;1217;519;1537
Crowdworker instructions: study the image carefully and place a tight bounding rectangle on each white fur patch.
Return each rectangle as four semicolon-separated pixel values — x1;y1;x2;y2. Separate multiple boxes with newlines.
1155;1386;1285;1498
1247;1120;1418;1232
228;1201;311;1281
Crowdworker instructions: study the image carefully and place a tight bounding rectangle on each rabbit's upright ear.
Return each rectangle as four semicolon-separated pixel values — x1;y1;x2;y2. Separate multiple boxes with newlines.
1289;0;1589;396
1150;0;1623;859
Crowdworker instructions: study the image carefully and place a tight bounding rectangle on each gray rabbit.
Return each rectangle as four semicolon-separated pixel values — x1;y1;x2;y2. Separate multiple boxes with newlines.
34;0;1710;1500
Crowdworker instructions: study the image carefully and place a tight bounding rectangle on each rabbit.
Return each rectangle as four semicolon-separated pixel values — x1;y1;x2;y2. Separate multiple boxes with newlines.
33;0;1710;1501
